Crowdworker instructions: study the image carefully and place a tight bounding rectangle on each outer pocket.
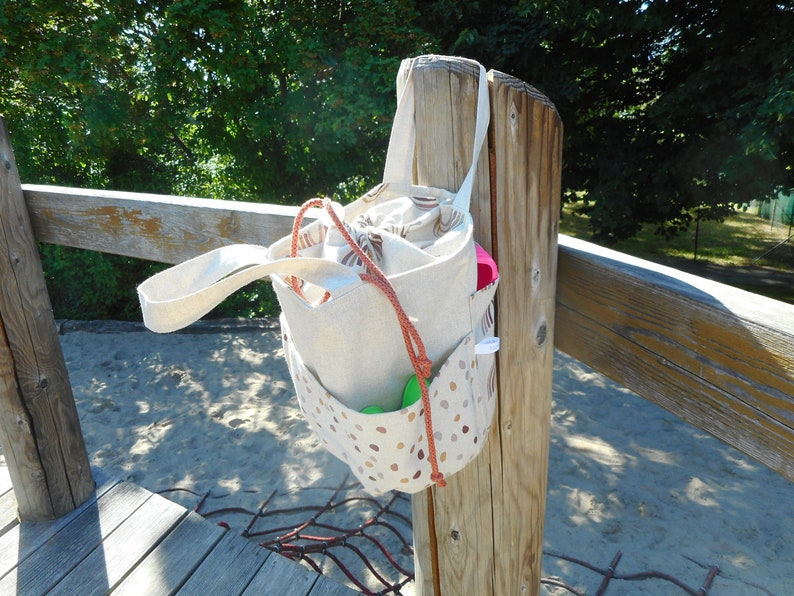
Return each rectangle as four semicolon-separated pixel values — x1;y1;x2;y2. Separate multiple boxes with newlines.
470;278;499;429
282;314;493;495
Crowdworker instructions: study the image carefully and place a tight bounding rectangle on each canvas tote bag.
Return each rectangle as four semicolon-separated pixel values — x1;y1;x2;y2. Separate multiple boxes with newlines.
138;56;499;494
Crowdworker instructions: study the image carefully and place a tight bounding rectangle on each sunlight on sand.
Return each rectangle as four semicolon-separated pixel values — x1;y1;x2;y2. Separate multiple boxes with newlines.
684;477;721;508
563;435;628;468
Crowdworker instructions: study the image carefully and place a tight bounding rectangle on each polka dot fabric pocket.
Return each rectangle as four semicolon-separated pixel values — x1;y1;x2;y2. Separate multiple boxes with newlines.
280;280;498;495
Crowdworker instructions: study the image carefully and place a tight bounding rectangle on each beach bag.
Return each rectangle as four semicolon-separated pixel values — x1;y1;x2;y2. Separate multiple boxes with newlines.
138;56;499;494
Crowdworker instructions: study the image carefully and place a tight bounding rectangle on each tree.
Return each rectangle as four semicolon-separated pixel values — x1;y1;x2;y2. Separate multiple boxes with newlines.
1;0;435;200
0;0;436;319
419;0;794;242
3;0;792;318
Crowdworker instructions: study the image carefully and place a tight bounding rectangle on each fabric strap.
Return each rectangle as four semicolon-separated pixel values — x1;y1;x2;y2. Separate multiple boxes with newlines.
138;245;362;333
382;58;489;214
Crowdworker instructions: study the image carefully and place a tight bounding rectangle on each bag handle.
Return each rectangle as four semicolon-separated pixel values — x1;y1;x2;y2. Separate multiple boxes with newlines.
383;58;490;214
138;244;362;333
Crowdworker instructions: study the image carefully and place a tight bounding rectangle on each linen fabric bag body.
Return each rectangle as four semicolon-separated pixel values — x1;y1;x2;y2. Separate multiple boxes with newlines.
138;56;499;494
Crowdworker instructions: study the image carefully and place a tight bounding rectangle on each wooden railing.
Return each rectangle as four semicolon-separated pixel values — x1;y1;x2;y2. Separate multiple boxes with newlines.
23;184;794;484
2;55;793;595
556;235;794;481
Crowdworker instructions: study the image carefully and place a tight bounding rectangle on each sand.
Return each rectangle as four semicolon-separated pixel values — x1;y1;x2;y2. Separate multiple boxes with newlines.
1;318;791;594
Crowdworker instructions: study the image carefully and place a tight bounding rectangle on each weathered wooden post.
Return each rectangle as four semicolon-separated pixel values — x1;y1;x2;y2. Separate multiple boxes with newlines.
0;116;94;520
406;57;562;594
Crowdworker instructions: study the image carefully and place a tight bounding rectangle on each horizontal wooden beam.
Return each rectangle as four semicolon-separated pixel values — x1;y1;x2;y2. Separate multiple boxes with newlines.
555;234;794;481
23;185;302;265
22;186;794;481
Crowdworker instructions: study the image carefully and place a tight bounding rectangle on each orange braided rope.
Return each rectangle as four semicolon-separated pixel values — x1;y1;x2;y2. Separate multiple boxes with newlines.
290;197;446;488
290;198;332;304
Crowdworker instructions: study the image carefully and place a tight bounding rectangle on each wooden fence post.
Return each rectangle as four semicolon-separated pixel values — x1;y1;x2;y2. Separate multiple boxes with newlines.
407;57;563;594
0;116;94;520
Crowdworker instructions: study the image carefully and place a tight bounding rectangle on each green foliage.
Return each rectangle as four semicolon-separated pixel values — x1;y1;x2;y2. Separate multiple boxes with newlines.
207;280;281;320
40;245;163;320
2;1;792;319
420;0;794;243
1;0;436;320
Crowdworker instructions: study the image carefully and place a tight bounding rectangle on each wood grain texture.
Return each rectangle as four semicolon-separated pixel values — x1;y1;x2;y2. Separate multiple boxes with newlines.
242;551;320;595
307;577;362;595
406;57;562;595
398;56;493;594
486;69;562;595
24;184;299;264
0;473;118;580
0;489;19;536
111;511;226;595
4;53;788;592
0;470;356;595
0;463;11;493
556;234;794;480
0;480;149;594
49;492;186;596
175;529;271;595
0;318;53;518
398;55;498;596
0;117;94;520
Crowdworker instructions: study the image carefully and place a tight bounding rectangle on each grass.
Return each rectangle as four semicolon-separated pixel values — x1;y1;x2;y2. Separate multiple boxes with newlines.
559;202;793;268
558;202;794;303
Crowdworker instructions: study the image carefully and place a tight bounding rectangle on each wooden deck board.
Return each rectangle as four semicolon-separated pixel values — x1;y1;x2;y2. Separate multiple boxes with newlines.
0;466;11;493
175;530;272;595
241;552;319;595
0;469;357;595
239;541;359;595
0;467;17;535
49;493;186;596
0;490;17;536
112;511;226;595
0;481;151;594
0;473;120;580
